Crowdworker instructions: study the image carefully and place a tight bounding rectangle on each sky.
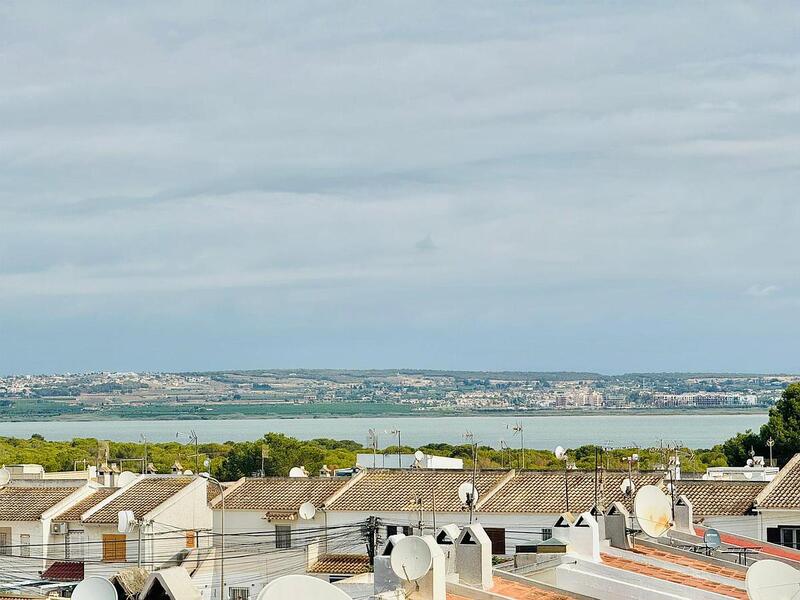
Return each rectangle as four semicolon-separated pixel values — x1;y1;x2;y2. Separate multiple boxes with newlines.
1;3;799;375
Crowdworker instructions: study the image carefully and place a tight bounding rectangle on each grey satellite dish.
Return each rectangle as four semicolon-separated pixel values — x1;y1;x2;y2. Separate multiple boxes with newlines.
703;528;721;550
289;467;308;478
298;501;316;520
0;466;11;487
746;559;800;600
117;510;135;534
390;536;433;582
457;481;479;507
117;471;137;487
257;575;352;600
72;576;119;600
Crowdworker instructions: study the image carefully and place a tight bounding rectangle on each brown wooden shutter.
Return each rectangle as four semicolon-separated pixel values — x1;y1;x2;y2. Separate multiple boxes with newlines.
102;534;127;562
185;530;196;549
484;527;506;555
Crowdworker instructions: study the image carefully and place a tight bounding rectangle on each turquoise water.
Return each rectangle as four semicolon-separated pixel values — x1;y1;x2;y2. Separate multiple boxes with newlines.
1;413;767;448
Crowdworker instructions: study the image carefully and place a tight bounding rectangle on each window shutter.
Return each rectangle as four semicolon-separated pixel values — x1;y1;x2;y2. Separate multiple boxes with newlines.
484;527;506;555
767;527;780;544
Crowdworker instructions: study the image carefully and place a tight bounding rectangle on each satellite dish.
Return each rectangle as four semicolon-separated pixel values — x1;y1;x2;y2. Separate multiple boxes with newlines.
390;536;433;582
117;510;135;534
289;467;308;478
414;450;425;462
117;471;137;487
634;485;673;538
298;501;316;520
745;559;800;600
703;528;721;550
183;469;193;475
72;576;119;600
620;477;635;496
632;453;639;462
747;458;754;467
256;575;352;600
457;481;479;507
0;466;11;487
554;446;566;460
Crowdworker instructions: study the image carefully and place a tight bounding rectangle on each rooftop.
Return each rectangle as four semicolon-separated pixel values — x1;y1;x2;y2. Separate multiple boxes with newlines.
52;487;119;522
216;477;351;511
84;476;196;523
756;452;800;509
674;480;766;517
308;554;371;575
0;487;78;521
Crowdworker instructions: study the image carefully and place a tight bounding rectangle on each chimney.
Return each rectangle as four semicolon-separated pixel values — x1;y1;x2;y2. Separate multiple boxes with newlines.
435;524;460;579
374;534;406;595
454;523;493;591
673;495;696;535
563;512;601;562
603;502;633;550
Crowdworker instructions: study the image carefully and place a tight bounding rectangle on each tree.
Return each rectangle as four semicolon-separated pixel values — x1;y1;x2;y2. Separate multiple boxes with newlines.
721;383;800;467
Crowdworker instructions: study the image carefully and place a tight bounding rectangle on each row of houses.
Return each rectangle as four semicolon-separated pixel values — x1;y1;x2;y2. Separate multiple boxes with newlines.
2;456;800;597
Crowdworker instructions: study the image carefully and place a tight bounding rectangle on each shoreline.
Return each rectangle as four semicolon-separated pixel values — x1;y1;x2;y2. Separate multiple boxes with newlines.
1;407;769;423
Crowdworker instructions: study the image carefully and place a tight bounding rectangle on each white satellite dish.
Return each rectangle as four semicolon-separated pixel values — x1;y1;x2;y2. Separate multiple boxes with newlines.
457;481;479;507
390;536;433;582
745;559;800;600
289;467;308;478
747;458;754;467
117;471;137;487
256;575;352;600
72;576;119;600
634;485;673;538
0;466;11;487
620;477;636;496
554;445;566;460
414;450;425;462
183;469;193;475
117;510;135;534
298;501;316;520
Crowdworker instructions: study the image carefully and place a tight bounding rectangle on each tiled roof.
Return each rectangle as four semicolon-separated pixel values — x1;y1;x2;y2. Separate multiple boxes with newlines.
756;453;800;509
207;482;228;504
327;469;510;512
673;481;765;517
218;477;351;511
601;553;747;599
0;487;78;521
84;476;195;523
631;546;745;581
53;487;119;522
308;553;371;575
42;561;84;582
478;471;663;514
491;576;579;600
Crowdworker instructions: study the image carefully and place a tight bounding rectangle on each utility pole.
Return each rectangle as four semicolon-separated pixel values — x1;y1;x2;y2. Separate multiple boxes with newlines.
140;434;148;474
390;429;402;468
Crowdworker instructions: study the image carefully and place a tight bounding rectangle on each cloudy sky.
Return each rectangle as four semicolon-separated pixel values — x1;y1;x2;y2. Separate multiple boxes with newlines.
1;3;799;374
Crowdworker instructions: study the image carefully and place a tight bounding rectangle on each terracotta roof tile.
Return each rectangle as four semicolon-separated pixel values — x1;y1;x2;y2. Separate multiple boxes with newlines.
42;561;84;582
478;471;662;514
84;476;195;523
53;487;119;522
0;487;78;521
673;480;765;517
631;546;746;580
219;477;351;511
491;576;578;599
756;453;800;509
601;553;747;599
308;553;371;575
327;469;509;512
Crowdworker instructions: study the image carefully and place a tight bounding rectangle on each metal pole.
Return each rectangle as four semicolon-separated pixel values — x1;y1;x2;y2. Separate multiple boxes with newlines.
564;459;570;513
137;521;142;568
521;427;525;470
470;442;478;524
594;447;598;511
204;475;225;600
397;431;402;468
194;431;199;474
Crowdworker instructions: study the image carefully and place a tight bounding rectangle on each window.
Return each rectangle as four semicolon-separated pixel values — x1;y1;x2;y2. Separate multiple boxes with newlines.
0;528;11;556
185;530;196;549
781;527;800;550
67;531;85;560
484;527;506;555
229;588;250;600
19;534;30;558
102;534;127;562
541;528;553;541
275;525;292;549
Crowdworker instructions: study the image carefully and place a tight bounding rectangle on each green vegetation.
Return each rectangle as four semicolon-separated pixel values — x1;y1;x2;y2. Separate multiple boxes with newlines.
0;433;728;482
722;383;800;467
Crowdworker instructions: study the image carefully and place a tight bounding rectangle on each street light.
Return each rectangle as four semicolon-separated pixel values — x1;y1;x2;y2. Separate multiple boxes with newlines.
200;473;224;599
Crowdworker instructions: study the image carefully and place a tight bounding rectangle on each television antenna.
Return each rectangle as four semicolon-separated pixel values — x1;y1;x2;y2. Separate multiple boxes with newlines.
508;422;525;469
390;536;433;583
633;485;673;538
298;501;316;521
176;429;200;473
745;558;800;600
289;466;308;478
386;429;403;468
72;576;119;600
554;445;570;512
256;574;353;600
767;436;775;467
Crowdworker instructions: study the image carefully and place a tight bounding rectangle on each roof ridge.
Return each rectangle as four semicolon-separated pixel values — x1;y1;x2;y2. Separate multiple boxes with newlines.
755;452;800;507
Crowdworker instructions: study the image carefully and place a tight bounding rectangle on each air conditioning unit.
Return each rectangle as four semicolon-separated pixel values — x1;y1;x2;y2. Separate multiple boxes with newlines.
50;523;68;535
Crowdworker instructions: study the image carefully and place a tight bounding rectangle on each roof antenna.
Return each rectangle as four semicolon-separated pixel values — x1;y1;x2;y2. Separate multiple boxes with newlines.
464;431;478;523
508;422;524;469
555;445;570;512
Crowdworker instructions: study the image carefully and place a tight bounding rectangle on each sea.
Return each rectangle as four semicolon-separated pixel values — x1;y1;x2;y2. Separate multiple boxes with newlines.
1;413;768;449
